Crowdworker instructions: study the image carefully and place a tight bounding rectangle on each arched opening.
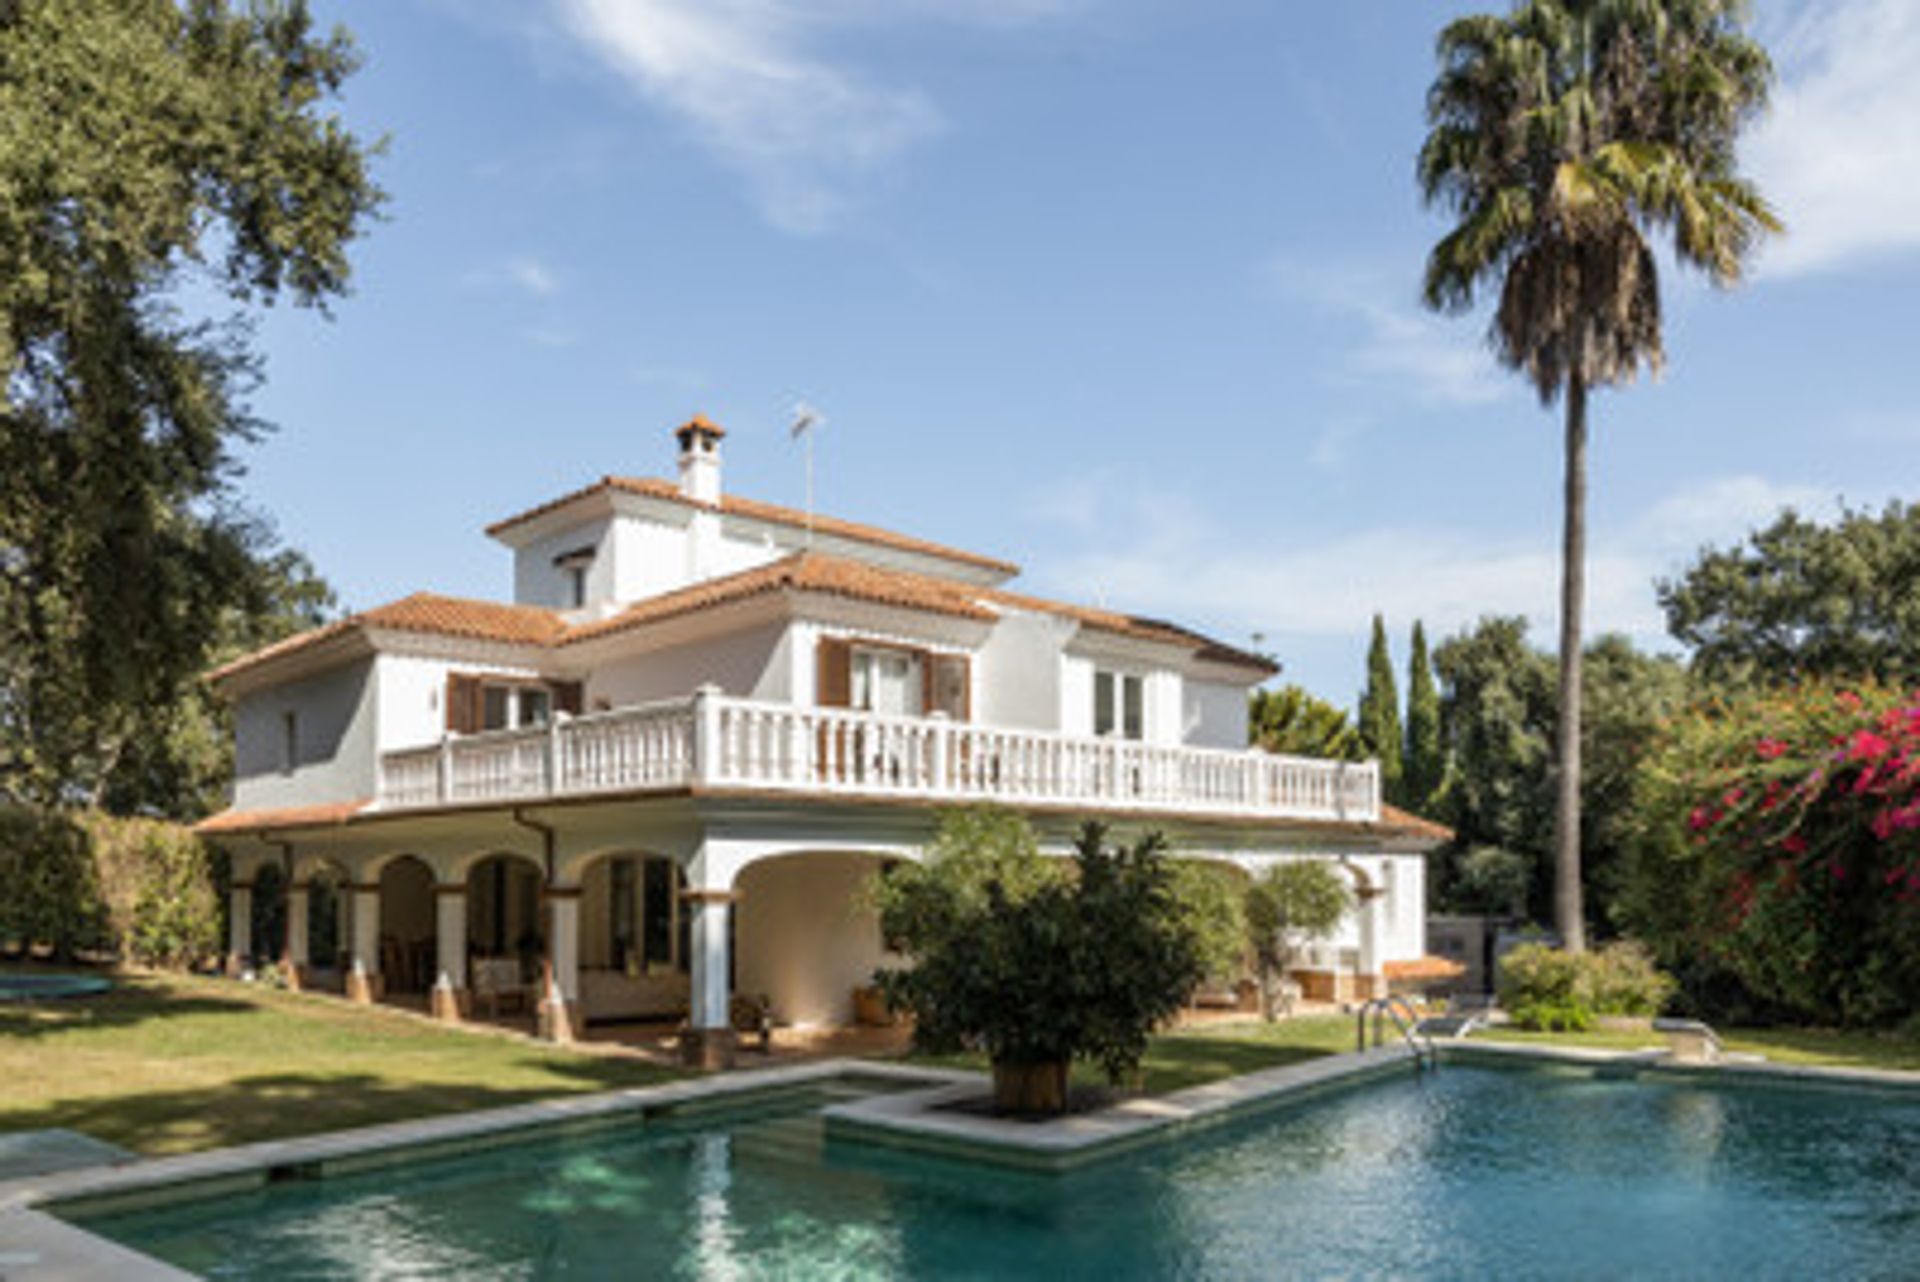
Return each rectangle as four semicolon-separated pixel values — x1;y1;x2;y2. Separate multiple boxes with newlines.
251;861;287;965
303;860;351;987
734;850;894;1029
572;852;692;1027
466;853;544;1021
378;856;437;995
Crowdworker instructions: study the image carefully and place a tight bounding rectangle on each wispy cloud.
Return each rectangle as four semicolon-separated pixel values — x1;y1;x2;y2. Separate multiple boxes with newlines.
1263;255;1510;410
467;255;564;297
1749;0;1920;277
1029;472;1842;651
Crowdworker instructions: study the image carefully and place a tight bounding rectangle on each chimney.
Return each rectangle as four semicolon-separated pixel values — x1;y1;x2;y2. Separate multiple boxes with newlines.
674;414;725;504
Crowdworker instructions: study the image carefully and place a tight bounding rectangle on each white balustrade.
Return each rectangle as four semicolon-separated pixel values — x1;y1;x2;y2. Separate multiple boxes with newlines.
375;694;1380;823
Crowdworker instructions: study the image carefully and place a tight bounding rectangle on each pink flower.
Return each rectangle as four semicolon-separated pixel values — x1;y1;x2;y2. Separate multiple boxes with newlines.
1848;730;1892;762
1757;737;1788;760
1689;806;1713;832
1872;811;1897;841
1782;833;1809;855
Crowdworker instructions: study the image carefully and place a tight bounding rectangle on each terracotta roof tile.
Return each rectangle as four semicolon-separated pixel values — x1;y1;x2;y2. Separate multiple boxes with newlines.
209;593;565;684
211;556;1272;684
562;552;995;644
194;799;370;835
484;475;1020;578
1382;955;1467;982
1378;803;1454;842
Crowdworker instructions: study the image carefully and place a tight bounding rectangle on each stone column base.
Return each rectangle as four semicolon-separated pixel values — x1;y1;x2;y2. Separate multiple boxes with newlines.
225;953;248;979
281;962;306;993
537;998;581;1044
430;984;468;1022
680;1027;738;1071
345;970;384;1005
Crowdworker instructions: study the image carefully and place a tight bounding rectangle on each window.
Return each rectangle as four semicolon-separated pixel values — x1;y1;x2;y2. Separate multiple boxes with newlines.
609;858;637;967
1094;670;1144;740
480;684;551;732
642;857;678;969
851;647;921;717
280;710;299;775
565;564;587;609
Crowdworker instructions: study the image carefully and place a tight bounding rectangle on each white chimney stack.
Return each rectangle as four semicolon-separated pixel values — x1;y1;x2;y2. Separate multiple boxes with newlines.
674;414;725;504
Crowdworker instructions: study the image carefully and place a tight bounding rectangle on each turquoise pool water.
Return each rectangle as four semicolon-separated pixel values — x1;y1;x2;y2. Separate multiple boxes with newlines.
74;1065;1920;1279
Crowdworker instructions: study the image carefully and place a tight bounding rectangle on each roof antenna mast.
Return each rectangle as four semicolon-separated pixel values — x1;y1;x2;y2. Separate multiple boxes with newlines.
790;402;824;551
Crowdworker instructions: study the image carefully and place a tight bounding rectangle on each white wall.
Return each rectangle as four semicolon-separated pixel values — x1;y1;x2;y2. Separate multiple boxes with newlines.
734;853;893;1027
232;658;378;809
974;611;1069;731
374;653;550;753
513;517;615;610
587;622;789;708
1184;679;1251;750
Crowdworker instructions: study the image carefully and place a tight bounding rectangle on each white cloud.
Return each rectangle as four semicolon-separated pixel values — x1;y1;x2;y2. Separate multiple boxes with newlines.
1749;0;1920;276
466;255;563;297
556;0;939;233
1263;255;1510;409
1027;471;1845;654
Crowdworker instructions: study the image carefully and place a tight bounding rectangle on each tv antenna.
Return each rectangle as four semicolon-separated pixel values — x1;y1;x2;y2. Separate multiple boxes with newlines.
790;402;824;549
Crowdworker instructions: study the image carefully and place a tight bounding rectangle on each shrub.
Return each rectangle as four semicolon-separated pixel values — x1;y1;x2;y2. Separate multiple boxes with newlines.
0;806;223;967
871;810;1212;1113
1621;682;1920;1027
1244;861;1352;1019
1497;941;1674;1031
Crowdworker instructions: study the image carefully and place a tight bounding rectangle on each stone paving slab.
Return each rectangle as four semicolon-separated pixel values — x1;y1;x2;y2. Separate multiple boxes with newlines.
822;1045;1420;1171
0;1135;135;1184
1445;1038;1920;1093
0;1209;195;1282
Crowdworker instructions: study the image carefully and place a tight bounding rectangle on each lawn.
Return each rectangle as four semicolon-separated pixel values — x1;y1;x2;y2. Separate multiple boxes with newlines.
906;1013;1357;1095
1;967;683;1156
1472;1023;1920;1073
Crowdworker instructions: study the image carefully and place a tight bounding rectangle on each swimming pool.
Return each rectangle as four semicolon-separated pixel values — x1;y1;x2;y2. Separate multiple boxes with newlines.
67;1063;1920;1279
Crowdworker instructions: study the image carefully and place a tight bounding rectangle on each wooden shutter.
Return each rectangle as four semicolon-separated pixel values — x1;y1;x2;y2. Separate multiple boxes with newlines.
551;680;584;716
446;674;482;734
817;637;852;708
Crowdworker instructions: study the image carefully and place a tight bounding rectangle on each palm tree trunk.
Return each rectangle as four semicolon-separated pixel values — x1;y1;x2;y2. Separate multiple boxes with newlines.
1554;373;1588;953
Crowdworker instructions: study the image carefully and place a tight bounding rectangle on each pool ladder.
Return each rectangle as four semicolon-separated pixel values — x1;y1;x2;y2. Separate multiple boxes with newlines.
1356;994;1438;1072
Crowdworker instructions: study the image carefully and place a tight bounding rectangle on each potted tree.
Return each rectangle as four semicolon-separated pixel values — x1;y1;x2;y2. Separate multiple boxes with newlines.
1245;861;1353;1020
869;809;1213;1117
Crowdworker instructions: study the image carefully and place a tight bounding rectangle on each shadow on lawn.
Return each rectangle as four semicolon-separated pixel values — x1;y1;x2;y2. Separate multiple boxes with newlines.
0;973;256;1041
1137;1037;1329;1093
10;1059;681;1157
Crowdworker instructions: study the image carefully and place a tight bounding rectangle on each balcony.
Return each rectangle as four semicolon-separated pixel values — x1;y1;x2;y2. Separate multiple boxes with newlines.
375;690;1381;824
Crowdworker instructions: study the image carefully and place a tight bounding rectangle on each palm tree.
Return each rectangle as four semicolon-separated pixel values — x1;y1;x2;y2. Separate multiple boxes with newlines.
1419;1;1778;951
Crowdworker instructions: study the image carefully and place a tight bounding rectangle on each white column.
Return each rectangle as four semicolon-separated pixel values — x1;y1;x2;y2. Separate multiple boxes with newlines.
540;890;582;1042
285;885;310;967
1356;875;1383;1000
432;884;468;1021
689;895;731;1031
348;884;382;1003
227;883;253;973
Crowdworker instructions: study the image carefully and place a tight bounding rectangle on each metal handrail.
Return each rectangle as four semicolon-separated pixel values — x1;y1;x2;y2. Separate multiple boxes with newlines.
1356;993;1437;1071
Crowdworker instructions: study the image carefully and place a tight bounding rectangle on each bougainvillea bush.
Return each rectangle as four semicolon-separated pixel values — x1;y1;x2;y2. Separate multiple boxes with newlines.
1622;683;1920;1027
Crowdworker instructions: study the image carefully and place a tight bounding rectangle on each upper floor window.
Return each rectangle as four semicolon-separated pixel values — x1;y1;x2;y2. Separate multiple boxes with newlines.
447;675;579;734
817;636;969;720
280;710;299;775
1094;669;1144;740
552;546;594;610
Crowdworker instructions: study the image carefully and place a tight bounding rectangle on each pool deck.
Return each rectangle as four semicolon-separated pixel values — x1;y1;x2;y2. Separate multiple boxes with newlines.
4;1041;1918;1280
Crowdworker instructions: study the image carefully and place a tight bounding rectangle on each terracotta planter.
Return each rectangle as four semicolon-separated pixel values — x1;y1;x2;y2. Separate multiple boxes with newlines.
851;985;894;1028
991;1059;1070;1116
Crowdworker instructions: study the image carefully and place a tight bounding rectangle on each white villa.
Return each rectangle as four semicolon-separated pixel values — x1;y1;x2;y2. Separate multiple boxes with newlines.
196;418;1448;1065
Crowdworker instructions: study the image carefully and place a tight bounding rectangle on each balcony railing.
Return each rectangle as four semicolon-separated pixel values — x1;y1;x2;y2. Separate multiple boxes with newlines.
375;690;1380;824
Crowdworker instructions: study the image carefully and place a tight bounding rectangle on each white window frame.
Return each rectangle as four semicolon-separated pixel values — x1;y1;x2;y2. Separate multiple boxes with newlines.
850;645;923;718
1093;668;1146;740
481;681;552;732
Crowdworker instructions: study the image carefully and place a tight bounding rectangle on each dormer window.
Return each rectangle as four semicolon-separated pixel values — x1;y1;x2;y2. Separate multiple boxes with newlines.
551;546;595;610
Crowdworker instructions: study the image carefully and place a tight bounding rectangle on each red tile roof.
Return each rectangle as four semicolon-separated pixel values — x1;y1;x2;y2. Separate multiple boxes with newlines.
210;553;1275;686
194;799;370;835
484;475;1020;578
1378;803;1454;843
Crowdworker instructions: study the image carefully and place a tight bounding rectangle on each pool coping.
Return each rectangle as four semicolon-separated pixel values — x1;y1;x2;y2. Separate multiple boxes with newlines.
5;1037;1917;1279
822;1044;1419;1171
0;1058;970;1282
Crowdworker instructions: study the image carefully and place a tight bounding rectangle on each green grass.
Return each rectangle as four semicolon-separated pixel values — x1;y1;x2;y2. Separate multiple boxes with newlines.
904;1014;1356;1095
1474;1023;1920;1073
1;966;684;1156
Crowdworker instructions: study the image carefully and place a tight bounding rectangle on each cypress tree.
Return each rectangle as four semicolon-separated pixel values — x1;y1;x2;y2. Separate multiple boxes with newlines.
1404;620;1443;812
1358;615;1403;800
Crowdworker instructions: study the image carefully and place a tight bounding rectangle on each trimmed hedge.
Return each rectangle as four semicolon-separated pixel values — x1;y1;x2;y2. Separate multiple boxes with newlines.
0;808;224;967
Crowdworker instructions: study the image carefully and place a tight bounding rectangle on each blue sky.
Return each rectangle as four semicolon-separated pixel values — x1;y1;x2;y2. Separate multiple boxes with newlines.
242;0;1920;708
